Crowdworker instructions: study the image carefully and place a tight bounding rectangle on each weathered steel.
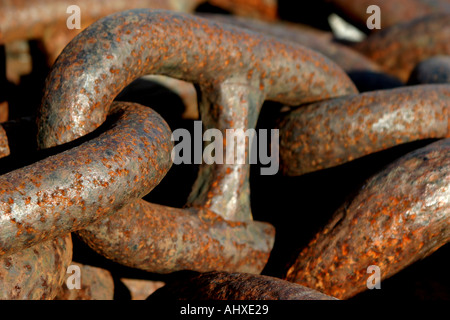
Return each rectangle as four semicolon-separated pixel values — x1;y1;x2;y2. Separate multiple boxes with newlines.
199;13;403;91
0;0;200;44
0;0;278;65
199;13;381;74
0;125;10;158
54;262;114;300
149;271;338;300
408;55;450;84
285;138;450;299
354;13;450;82
77;201;275;274
277;85;450;176
37;9;356;274
38;8;357;219
0;102;172;257
0;234;72;300
38;9;356;149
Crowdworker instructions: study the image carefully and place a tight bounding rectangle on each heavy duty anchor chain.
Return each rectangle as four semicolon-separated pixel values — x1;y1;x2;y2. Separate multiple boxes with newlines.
0;103;173;257
37;8;356;273
277;84;450;175
1;9;357;299
197;13;403;92
0;0;276;65
0;0;201;66
285;138;450;299
0;102;173;299
0;5;449;300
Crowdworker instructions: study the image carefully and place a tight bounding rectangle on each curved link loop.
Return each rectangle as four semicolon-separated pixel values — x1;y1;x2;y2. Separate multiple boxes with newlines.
285;138;450;299
0;102;172;257
277;84;450;175
2;4;448;300
36;9;357;274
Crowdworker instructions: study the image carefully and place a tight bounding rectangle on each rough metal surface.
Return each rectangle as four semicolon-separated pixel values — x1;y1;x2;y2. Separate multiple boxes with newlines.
199;13;404;91
3;3;447;301
354;13;450;82
0;0;277;64
149;271;337;300
199;13;382;74
327;0;450;31
0;0;280;45
54;262;114;300
38;9;356;225
0;0;199;44
408;55;450;84
277;85;450;176
0;125;10;158
36;9;356;274
0;234;72;300
0;102;172;257
38;9;356;149
77;201;275;274
285;138;450;299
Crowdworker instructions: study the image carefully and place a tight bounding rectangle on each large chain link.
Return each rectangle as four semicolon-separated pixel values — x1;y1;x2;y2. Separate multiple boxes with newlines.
0;1;449;300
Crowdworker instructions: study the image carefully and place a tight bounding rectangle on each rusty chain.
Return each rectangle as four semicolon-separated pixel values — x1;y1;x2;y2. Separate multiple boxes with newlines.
0;1;449;301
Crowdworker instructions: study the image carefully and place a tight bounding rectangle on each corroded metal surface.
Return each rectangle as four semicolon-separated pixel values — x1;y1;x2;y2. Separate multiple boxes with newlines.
0;124;10;158
77;201;275;274
54;262;114;300
285;138;450;299
2;2;448;301
327;0;450;31
39;9;356;147
354;13;450;82
149;271;337;300
408;55;450;84
0;0;280;45
0;0;194;44
0;0;276;65
38;9;356;149
0;234;72;300
199;13;382;74
37;9;356;274
0;0;203;66
199;13;403;91
277;85;450;176
38;9;356;223
0;102;172;257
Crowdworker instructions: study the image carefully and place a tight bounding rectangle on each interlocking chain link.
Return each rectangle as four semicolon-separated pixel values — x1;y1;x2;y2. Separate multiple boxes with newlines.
0;1;449;301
